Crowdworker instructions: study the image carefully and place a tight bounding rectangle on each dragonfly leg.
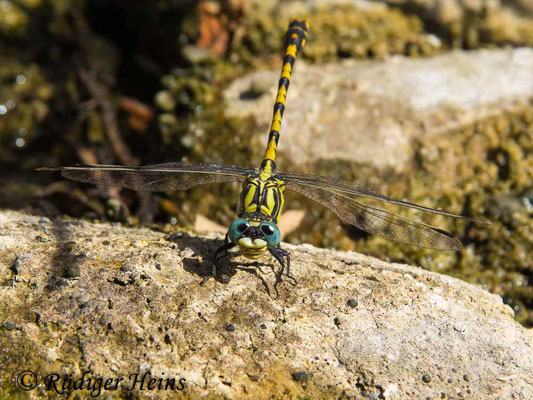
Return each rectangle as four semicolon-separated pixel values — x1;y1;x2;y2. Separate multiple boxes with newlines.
201;237;235;285
277;247;297;284
269;247;295;293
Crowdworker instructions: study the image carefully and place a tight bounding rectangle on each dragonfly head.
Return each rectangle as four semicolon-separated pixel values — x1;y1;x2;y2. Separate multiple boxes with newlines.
228;218;281;260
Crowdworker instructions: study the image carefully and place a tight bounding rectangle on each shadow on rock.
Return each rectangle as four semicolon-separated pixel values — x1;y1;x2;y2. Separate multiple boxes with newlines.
167;232;276;295
45;218;88;291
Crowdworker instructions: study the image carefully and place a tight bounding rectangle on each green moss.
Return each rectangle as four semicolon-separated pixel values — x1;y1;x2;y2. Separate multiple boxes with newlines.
395;2;533;49
481;10;533;47
300;5;440;61
226;3;441;68
459;6;533;48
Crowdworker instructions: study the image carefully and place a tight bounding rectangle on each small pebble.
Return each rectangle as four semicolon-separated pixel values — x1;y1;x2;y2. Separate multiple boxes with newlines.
220;275;231;284
102;240;110;246
292;371;308;382
422;374;432;383
334;317;341;327
347;299;358;308
259;323;267;330
463;374;470;382
39;216;51;224
4;322;16;331
225;324;235;332
247;373;259;382
155;263;162;270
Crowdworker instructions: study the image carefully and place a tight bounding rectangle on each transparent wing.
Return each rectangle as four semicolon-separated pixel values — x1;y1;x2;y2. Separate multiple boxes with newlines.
279;172;487;250
38;163;251;191
279;171;487;223
287;183;462;250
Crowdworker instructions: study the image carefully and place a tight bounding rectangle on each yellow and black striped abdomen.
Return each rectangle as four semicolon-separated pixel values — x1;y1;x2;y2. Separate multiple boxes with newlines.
239;176;285;224
260;19;309;176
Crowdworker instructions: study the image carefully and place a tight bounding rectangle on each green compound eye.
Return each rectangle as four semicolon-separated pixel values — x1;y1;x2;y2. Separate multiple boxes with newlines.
260;222;281;247
228;219;250;242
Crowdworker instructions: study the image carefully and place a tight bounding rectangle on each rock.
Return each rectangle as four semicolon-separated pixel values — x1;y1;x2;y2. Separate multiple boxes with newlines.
38;216;50;224
0;210;531;398
347;298;358;308
292;370;309;382
277;209;305;236
63;263;81;279
194;214;227;234
224;48;533;171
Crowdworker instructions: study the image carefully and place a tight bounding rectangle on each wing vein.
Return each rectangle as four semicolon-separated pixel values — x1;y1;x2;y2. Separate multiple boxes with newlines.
287;181;463;250
38;163;251;191
280;172;487;224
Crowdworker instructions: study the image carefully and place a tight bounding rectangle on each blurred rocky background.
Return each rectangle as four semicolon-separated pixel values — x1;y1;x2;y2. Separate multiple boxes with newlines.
0;0;532;326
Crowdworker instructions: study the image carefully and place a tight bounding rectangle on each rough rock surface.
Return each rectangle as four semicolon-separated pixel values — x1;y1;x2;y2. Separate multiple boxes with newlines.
1;210;532;399
224;48;533;170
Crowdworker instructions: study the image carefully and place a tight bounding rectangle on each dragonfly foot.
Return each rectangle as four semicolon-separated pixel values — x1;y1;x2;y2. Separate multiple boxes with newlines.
200;275;211;286
270;247;293;293
286;274;298;286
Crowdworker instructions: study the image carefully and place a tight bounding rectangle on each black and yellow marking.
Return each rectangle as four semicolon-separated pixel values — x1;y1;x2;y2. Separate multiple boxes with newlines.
239;173;285;224
239;19;308;230
260;19;309;177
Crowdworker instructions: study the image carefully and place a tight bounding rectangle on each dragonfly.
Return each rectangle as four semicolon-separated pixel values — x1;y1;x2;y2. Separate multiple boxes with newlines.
39;19;486;290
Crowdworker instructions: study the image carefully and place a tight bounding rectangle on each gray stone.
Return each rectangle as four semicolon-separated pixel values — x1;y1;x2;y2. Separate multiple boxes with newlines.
224;48;533;171
0;210;531;398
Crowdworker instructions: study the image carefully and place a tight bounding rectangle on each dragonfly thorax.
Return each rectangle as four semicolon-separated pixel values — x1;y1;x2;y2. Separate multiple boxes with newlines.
238;172;285;224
